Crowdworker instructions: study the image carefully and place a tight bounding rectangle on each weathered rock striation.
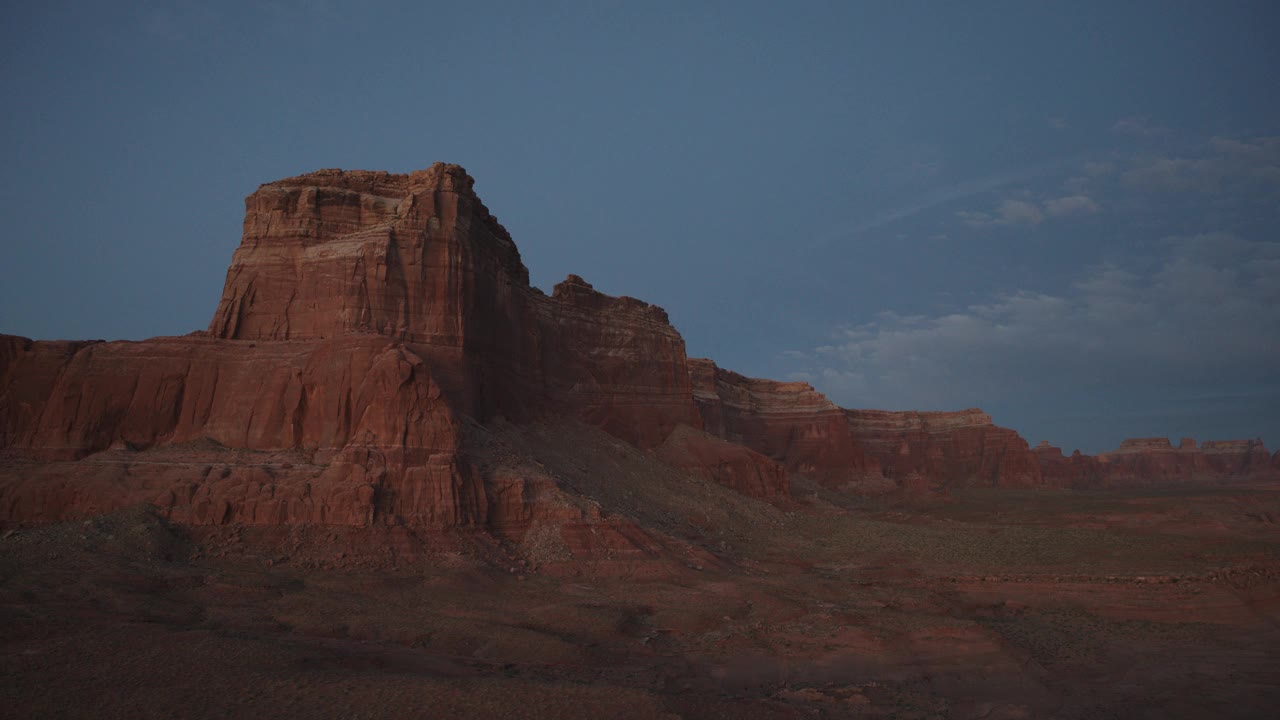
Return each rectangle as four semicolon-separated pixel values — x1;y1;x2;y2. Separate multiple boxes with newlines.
688;359;873;485
208;165;699;444
1;164;720;537
1093;437;1274;485
845;408;1045;489
2;163;1275;536
0;335;483;527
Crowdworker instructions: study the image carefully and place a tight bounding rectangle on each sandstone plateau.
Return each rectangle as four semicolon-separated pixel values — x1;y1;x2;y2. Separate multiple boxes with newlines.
1;163;1275;535
3;164;1279;719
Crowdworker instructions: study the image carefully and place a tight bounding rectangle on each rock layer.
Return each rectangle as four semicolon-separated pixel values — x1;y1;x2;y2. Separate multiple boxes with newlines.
1033;437;1276;487
0;335;483;527
845;408;1045;489
689;359;874;484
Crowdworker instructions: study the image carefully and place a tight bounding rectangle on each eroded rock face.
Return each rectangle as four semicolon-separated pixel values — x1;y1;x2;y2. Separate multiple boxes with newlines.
1;163;721;532
688;359;1044;490
208;165;534;423
655;424;789;498
535;276;700;450
1090;437;1275;485
1031;437;1278;487
207;165;700;446
2;162;1275;535
689;359;874;484
0;335;485;527
844;408;1045;489
1031;444;1101;487
209;165;526;345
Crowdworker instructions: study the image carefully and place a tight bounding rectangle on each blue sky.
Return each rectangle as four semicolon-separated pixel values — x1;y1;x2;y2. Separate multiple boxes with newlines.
2;2;1277;452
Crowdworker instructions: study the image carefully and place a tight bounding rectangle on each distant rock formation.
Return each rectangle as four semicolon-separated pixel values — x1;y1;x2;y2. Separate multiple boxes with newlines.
2;163;1275;532
688;359;873;486
1032;436;1274;487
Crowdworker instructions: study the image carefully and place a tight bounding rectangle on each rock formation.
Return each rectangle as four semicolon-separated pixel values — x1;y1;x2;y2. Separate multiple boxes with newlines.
1;164;729;537
688;359;874;485
2;163;1275;534
1091;437;1275;485
654;424;789;498
0;335;483;527
1031;436;1276;487
1031;442;1101;487
844;408;1045;489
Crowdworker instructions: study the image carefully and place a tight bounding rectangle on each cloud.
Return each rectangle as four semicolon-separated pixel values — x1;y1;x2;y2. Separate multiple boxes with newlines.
813;159;1072;248
789;234;1280;414
1048;117;1069;131
1045;195;1099;217
1082;161;1115;176
961;194;1096;227
1112;115;1171;137
1123;135;1280;194
960;198;1044;228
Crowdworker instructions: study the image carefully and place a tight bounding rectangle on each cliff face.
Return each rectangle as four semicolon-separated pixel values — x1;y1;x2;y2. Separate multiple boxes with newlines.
1093;437;1274;485
207;165;534;423
207;165;699;447
0;335;484;527
1032;438;1276;487
209;165;527;346
1;163;1275;534
845;409;1045;489
688;360;1046;490
0;164;736;534
535;276;699;450
688;359;874;484
1032;443;1101;487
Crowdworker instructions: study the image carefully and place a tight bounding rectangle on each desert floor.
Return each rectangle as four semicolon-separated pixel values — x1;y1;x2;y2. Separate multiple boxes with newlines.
3;470;1278;719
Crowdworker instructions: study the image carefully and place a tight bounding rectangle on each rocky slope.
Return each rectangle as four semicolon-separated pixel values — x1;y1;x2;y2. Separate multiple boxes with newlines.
2;163;1275;536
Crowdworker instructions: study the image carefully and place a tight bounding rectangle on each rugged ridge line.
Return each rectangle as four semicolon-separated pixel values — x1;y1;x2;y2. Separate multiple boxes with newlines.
2;163;1275;534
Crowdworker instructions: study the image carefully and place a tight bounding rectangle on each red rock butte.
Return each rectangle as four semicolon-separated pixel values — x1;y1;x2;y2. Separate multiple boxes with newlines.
2;163;1277;534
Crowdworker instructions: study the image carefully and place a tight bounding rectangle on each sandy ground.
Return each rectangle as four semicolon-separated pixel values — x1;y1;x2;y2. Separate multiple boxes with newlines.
3;428;1279;719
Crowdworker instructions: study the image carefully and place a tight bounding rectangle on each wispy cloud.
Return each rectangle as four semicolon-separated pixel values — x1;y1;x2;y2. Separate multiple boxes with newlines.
959;193;1098;228
815;161;1066;246
1124;135;1280;194
1044;194;1099;217
959;199;1044;228
1112;115;1171;138
787;233;1280;413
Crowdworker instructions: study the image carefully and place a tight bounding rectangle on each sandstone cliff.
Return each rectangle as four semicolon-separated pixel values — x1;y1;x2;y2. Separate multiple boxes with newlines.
688;359;874;485
1032;437;1276;487
0;335;483;527
1;164;744;541
687;359;1051;490
1093;437;1274;485
845;408;1045;489
2;163;1275;538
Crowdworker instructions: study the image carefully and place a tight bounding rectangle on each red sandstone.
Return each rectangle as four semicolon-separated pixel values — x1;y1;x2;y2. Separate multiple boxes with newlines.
2;163;1275;533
